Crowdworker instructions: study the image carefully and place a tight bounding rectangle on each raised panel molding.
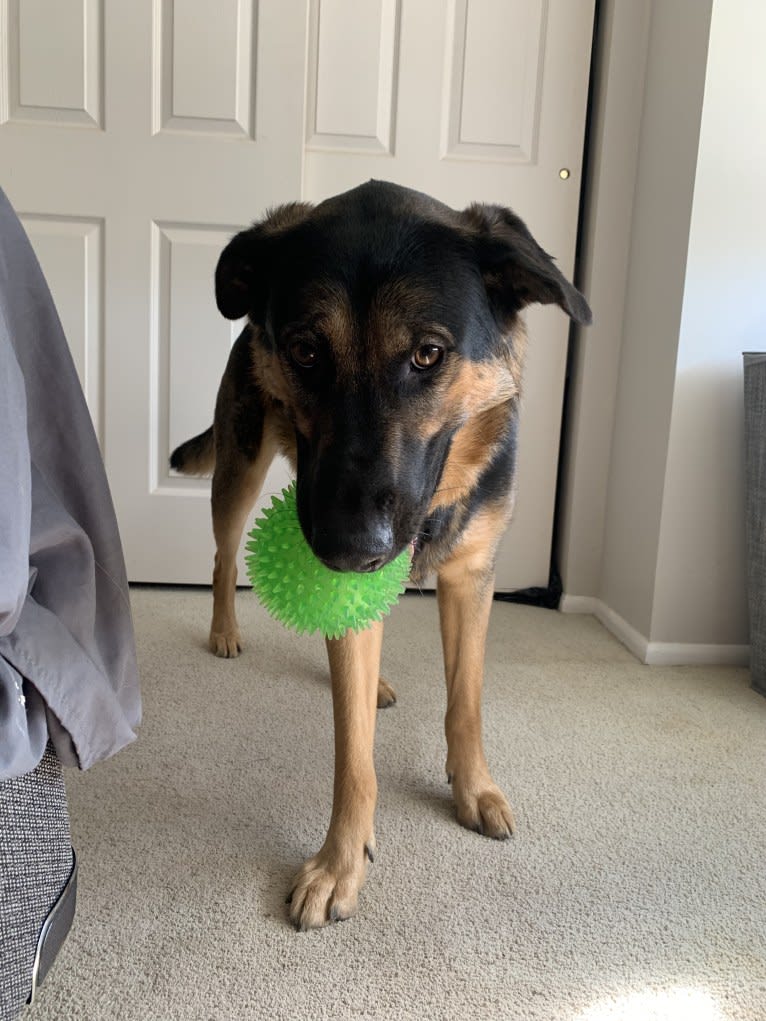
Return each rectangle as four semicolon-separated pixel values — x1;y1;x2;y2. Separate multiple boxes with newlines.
20;215;104;441
152;0;258;138
151;222;243;493
442;0;546;163
306;0;401;154
0;0;103;128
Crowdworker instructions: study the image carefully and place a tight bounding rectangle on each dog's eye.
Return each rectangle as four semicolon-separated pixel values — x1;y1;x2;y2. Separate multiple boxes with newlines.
412;344;444;371
289;341;318;369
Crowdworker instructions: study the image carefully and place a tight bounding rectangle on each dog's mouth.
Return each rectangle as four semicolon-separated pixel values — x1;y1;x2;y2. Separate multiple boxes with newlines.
295;452;435;573
320;538;419;574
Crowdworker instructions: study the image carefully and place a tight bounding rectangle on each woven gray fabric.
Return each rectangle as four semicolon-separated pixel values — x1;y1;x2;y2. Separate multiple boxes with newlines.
0;747;73;1021
744;353;766;694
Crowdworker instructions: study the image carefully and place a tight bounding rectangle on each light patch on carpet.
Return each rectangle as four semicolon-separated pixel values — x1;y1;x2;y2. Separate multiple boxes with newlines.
575;986;726;1021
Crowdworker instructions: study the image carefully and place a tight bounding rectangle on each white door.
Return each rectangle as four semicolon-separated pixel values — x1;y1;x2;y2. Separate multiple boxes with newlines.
1;0;307;583
304;0;594;590
3;0;593;592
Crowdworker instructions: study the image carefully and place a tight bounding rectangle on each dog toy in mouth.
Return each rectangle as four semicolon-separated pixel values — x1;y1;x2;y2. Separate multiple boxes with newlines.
245;483;411;639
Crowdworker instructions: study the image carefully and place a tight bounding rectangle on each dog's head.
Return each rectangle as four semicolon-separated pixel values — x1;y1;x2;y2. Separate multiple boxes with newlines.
216;181;590;572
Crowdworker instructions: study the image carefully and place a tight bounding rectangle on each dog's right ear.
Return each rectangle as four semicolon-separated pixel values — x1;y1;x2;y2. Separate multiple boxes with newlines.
215;230;262;321
215;202;313;321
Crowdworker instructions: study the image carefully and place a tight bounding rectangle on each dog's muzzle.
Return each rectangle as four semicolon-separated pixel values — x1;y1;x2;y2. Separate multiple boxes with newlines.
311;518;396;574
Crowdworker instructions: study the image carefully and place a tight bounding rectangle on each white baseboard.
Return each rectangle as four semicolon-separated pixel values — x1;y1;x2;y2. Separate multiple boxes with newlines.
560;595;648;661
559;595;750;667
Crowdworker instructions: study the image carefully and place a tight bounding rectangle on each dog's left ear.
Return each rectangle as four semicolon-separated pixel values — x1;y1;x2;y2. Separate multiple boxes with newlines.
462;203;592;327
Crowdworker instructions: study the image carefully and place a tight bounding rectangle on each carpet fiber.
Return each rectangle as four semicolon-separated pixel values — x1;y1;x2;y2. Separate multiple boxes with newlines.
24;587;766;1020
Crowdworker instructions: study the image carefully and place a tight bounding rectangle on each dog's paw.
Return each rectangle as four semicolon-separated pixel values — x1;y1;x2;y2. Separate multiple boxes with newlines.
377;676;397;708
450;774;515;840
287;842;373;931
209;629;242;658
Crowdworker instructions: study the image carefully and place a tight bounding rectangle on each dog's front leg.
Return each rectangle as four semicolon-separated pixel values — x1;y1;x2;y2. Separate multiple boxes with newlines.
288;621;382;929
437;529;515;839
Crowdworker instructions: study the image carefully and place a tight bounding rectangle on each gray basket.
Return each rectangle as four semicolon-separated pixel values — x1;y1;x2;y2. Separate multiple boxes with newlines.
744;353;766;696
0;747;77;1019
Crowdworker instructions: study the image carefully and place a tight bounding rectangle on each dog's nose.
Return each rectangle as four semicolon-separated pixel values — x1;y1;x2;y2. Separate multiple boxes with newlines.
312;520;394;574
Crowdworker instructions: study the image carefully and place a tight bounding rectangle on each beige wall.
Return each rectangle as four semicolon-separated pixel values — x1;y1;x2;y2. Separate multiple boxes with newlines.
559;0;762;657
598;0;713;638
650;0;764;646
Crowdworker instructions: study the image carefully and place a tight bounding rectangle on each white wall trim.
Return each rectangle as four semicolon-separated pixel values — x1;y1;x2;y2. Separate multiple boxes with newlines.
560;595;750;668
560;595;648;661
644;643;750;668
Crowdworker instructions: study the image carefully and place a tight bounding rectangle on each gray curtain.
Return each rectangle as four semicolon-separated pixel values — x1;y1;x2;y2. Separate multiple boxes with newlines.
744;353;766;695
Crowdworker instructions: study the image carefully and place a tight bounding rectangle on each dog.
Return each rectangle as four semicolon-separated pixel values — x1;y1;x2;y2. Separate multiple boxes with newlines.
170;180;591;929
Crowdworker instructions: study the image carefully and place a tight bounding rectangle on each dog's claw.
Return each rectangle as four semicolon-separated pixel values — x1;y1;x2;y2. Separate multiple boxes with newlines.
364;843;375;864
288;842;370;930
209;630;242;658
452;778;515;840
376;677;397;708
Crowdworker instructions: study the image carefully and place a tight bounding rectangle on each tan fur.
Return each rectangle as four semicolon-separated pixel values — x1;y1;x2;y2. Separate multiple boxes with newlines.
170;183;590;930
249;339;294;412
210;415;281;657
503;318;528;396
368;281;454;367
180;444;215;476
287;502;515;923
445;358;519;418
437;504;515;837
305;285;356;372
430;400;516;511
288;623;383;929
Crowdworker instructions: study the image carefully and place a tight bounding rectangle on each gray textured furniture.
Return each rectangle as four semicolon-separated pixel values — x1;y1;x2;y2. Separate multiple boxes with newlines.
0;748;77;1019
744;352;766;696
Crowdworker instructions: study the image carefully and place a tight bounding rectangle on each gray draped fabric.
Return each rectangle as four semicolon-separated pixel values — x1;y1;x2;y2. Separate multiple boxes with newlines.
0;188;141;779
744;352;766;695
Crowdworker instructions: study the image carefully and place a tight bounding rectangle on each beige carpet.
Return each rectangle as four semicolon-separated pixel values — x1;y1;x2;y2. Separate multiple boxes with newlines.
24;587;766;1021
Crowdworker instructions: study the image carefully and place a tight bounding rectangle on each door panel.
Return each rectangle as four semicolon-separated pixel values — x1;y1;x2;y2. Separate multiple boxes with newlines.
304;0;594;590
18;214;104;443
2;0;308;583
6;0;102;128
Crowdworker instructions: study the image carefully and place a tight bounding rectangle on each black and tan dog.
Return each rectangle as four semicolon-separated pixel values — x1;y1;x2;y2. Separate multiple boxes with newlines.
171;180;590;929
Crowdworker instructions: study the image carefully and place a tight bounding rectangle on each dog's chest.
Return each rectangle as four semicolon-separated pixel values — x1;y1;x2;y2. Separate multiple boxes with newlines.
409;504;460;583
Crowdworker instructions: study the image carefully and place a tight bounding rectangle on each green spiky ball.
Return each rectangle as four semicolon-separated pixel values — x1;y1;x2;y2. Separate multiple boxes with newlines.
245;482;411;639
